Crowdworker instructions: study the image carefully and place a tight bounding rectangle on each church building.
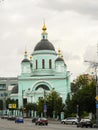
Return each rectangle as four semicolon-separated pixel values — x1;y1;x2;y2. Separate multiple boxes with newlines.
10;24;71;109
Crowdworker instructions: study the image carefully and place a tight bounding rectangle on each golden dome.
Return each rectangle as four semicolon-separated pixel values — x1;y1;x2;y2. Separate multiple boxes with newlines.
30;55;32;60
61;55;64;59
58;48;61;55
42;23;47;33
24;50;27;56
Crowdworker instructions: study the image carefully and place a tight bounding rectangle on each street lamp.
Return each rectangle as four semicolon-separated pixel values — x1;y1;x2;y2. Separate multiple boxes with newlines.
76;104;79;119
44;89;47;117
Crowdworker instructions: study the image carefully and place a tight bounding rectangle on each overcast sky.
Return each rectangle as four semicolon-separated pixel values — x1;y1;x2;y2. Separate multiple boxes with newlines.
0;0;98;81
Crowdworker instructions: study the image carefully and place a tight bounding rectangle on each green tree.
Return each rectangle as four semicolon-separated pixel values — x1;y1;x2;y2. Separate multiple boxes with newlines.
65;74;96;117
37;90;64;118
25;102;37;117
71;74;93;93
46;90;64;118
37;97;44;116
26;103;37;111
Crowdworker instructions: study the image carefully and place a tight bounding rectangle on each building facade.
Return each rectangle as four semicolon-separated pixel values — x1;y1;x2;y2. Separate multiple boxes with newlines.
11;24;71;109
0;77;17;114
0;77;18;100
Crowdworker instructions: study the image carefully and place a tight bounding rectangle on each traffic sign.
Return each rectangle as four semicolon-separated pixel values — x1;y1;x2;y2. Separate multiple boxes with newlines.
9;104;16;109
95;95;98;101
44;104;47;112
9;104;12;108
96;104;98;108
12;104;16;108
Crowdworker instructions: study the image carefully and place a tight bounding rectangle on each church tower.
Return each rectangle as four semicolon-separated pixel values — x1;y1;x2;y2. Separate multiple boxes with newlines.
21;50;31;76
11;23;71;109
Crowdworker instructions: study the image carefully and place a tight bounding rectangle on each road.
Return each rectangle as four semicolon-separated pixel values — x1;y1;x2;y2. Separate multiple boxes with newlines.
0;118;97;130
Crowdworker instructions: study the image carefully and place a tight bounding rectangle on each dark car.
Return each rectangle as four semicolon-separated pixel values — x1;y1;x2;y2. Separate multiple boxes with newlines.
32;117;38;123
77;118;93;128
35;118;48;125
15;117;24;123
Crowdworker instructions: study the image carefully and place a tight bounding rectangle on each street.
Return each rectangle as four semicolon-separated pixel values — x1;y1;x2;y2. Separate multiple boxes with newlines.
0;118;97;130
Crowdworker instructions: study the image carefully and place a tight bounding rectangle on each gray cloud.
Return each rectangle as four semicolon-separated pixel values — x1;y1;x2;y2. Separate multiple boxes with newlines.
83;44;98;62
63;51;81;61
37;0;98;19
0;0;98;80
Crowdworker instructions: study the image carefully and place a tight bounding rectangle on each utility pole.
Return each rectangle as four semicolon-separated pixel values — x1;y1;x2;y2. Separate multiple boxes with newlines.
84;60;98;127
76;104;79;119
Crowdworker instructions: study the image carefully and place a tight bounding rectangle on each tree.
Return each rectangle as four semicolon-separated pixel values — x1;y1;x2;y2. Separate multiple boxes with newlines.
37;97;44;116
46;90;64;118
25;102;37;117
37;90;64;118
65;74;96;117
71;74;94;93
26;103;37;111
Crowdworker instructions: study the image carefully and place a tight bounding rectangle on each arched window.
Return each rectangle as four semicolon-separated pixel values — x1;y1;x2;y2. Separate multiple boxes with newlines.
49;59;52;69
42;59;45;69
36;60;38;69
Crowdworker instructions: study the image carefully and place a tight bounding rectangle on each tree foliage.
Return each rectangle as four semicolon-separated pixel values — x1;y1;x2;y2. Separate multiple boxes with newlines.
71;74;94;93
46;90;64;117
65;74;96;117
25;103;37;111
37;97;44;116
37;90;64;118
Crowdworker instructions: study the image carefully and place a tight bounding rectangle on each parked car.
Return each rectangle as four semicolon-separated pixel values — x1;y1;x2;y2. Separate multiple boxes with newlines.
77;118;93;128
32;117;38;123
7;116;16;121
15;117;24;123
1;114;8;119
61;117;78;125
35;118;48;125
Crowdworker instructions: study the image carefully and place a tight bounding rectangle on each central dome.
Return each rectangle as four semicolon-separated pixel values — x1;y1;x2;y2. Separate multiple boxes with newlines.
34;23;55;51
34;39;55;51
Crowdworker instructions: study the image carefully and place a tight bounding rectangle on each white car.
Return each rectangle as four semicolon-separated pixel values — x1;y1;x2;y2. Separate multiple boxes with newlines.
77;118;93;128
61;117;78;125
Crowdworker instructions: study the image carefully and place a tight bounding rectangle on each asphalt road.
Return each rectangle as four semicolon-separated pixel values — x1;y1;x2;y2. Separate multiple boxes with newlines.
0;118;97;130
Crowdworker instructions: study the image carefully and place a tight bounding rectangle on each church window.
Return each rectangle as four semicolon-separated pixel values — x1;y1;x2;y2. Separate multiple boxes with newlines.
42;59;45;69
36;60;38;69
30;63;32;68
49;59;52;69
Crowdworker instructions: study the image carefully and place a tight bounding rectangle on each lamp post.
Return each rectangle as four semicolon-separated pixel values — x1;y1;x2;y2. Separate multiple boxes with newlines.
76;104;79;119
44;89;47;117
